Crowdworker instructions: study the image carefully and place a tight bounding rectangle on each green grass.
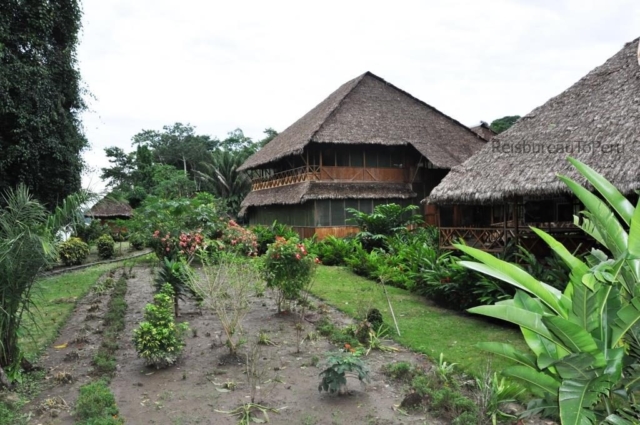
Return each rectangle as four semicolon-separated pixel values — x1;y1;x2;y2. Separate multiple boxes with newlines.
311;266;528;375
18;263;123;360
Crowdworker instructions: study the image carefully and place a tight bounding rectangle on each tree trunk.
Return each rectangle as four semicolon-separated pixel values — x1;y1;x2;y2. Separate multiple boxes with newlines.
174;296;179;318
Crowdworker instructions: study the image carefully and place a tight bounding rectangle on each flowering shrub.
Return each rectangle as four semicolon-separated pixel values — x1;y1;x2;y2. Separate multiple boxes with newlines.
151;230;204;262
261;236;317;312
219;220;258;256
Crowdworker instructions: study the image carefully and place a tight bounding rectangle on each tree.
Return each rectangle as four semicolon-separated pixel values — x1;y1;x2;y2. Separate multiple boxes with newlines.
489;115;520;134
197;150;251;215
0;185;86;386
0;0;88;208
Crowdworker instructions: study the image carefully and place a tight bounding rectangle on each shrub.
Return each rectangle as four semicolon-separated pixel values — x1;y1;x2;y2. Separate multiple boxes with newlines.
151;230;204;262
132;284;188;368
75;380;122;423
312;236;354;266
346;203;423;251
74;220;108;245
58;237;90;266
318;352;370;395
96;234;115;259
219;220;258;256
154;257;194;317
251;221;298;255
261;236;317;312
383;361;415;381
128;232;145;250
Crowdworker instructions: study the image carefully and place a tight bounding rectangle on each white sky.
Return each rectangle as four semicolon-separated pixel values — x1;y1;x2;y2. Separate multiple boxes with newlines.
78;0;640;193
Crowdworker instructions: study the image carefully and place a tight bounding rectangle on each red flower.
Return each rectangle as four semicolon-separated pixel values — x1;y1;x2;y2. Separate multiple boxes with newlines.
295;253;301;260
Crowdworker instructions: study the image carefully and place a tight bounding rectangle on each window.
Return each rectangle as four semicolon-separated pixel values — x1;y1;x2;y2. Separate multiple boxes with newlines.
350;150;364;167
345;199;359;224
330;200;345;225
365;150;377;167
316;200;331;226
322;149;336;166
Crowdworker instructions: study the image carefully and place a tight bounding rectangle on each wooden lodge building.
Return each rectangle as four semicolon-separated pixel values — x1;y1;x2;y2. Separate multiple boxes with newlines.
238;72;487;239
427;38;640;253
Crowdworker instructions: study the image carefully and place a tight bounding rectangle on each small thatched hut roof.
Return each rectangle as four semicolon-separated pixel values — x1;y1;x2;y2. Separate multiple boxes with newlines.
84;198;133;219
239;181;415;216
428;38;640;205
238;72;486;171
470;122;497;140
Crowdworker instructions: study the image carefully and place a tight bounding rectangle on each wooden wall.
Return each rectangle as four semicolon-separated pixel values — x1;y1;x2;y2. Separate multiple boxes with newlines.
291;226;360;240
320;166;407;182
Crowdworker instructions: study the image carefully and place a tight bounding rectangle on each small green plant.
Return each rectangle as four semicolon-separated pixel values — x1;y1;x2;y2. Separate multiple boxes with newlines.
154;257;194;317
434;352;457;385
132;284;188;368
75;379;123;423
215;403;280;425
475;367;524;425
257;331;276;346
58;237;90;266
128;232;145;250
318;352;370;395
383;361;415;382
96;234;115;259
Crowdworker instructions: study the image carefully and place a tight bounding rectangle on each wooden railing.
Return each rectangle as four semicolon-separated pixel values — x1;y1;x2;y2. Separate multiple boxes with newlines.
439;225;592;253
251;165;407;191
251;166;320;191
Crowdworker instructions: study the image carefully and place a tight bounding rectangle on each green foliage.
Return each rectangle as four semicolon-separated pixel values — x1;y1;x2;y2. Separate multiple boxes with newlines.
0;185;86;370
128;233;145;250
475;369;525;424
311;235;355;266
96;235;115;259
74;220;109;246
346;203;423;250
154;258;195;317
318;352;370;394
220;220;258;256
383;361;415;381
0;0;88;208
132;284;188;368
261;237;316;312
58;237;90;266
93;276;127;376
75;380;123;424
459;157;640;424
251;221;298;255
489;115;520;134
366;308;384;330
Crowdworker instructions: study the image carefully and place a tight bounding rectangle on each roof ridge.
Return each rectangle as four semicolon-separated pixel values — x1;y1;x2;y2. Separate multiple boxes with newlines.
309;72;370;142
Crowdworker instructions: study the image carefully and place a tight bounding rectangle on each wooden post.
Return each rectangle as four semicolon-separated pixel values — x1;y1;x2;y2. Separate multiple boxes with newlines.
513;201;519;247
502;203;508;255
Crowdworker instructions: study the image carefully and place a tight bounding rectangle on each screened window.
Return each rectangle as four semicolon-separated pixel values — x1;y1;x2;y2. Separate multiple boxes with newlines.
365;150;377;167
330;200;345;225
316;200;331;226
377;153;391;167
350;151;364;167
336;147;349;166
345;199;359;224
322;149;336;166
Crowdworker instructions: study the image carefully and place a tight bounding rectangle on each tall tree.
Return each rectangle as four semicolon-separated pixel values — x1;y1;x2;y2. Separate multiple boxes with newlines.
489;115;521;134
0;0;88;208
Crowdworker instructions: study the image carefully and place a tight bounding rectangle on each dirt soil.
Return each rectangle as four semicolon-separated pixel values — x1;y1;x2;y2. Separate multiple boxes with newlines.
24;264;554;425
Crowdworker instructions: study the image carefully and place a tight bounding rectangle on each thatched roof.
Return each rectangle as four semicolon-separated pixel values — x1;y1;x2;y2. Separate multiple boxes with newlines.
470;122;497;140
238;72;486;171
85;198;133;218
428;38;640;205
239;181;416;216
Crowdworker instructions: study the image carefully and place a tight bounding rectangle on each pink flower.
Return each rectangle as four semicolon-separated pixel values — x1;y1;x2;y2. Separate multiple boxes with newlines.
295;253;301;260
166;247;170;252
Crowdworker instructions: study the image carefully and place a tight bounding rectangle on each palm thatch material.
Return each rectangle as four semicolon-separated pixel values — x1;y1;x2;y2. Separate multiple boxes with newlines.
238;72;485;171
239;181;415;216
84;198;133;218
470;122;497;140
429;38;640;205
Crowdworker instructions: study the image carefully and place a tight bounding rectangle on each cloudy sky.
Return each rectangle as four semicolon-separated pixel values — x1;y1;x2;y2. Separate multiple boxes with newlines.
77;0;640;193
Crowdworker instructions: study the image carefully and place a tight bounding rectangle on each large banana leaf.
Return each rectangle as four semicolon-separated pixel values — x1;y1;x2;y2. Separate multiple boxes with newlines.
551;353;600;380
629;199;640;259
558;175;628;258
611;297;640;347
476;342;538;369
457;244;566;316
503;365;560;398
570;282;600;333
559;376;612;425
543;316;600;356
468;304;557;342
567;157;635;226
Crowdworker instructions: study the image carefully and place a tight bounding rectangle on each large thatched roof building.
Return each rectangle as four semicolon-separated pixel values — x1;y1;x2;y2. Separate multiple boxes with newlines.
239;71;487;238
430;38;640;205
427;38;640;252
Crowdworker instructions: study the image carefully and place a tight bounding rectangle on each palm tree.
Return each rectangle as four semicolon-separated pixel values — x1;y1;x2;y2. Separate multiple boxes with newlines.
0;185;86;387
195;150;251;216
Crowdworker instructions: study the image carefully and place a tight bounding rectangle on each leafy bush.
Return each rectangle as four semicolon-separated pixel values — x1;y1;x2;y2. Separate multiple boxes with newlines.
151;230;204;261
461;157;640;424
132;284;188;368
96;234;115;259
311;236;354;266
318;352;370;395
251;221;298;255
220;220;258;256
74;219;108;245
58;237;90;266
128;232;145;250
346;203;423;251
155;257;194;317
261;237;317;312
75;380;123;424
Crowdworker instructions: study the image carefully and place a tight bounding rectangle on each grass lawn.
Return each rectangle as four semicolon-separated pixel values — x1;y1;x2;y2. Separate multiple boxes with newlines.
311;265;528;376
19;262;125;359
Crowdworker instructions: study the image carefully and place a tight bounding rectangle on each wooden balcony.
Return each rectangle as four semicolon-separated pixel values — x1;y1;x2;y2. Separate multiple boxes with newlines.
251;165;408;191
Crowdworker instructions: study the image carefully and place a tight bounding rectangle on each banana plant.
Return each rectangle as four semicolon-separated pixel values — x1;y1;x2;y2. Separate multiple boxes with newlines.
454;157;640;424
